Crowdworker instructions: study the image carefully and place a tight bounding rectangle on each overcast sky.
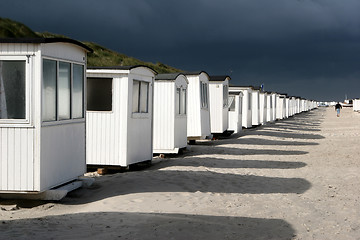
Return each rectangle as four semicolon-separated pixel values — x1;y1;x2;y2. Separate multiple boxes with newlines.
1;0;360;101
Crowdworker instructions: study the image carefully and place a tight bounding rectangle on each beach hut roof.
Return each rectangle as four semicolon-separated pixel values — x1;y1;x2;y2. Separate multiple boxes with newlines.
229;84;254;89
184;71;210;78
88;65;157;74
155;73;188;83
229;91;243;96
209;75;231;81
0;37;93;52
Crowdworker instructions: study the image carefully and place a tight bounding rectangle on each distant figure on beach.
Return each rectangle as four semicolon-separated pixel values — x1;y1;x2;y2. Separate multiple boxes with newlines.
335;102;342;117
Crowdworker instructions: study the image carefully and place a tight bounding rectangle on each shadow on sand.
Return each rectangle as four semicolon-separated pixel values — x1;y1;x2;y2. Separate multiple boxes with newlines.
0;212;296;240
193;137;319;146
61;169;311;204
152;157;307;170
186;146;308;157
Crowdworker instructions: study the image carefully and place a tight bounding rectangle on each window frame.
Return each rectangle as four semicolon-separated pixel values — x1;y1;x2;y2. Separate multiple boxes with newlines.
175;86;187;117
223;84;229;108
41;57;86;126
228;95;236;112
132;79;150;118
200;81;208;109
0;55;31;126
86;77;113;112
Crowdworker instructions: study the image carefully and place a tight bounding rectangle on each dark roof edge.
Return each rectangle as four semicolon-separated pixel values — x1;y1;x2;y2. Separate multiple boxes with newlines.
209;75;231;81
0;37;93;52
155;73;187;81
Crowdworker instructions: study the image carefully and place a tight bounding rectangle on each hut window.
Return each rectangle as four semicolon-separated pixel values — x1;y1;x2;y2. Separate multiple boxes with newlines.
0;60;26;119
176;87;180;114
42;59;86;121
58;62;71;120
239;98;242;113
200;81;208;109
176;88;186;115
248;93;251;110
42;59;57;121
223;85;229;108
87;78;112;111
181;88;186;115
132;80;149;113
228;96;235;111
72;64;84;118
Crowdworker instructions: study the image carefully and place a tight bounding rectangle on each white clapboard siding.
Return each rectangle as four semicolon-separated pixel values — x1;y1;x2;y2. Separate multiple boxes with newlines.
353;99;360;111
266;94;273;122
0;43;38;55
0;127;34;191
40;123;85;191
228;94;242;134
86;76;126;166
186;72;211;140
209;82;228;133
186;75;200;137
153;82;175;151
252;90;260;126
259;93;267;124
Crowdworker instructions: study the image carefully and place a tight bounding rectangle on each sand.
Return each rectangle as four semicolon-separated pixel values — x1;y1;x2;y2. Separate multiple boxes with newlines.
1;107;360;239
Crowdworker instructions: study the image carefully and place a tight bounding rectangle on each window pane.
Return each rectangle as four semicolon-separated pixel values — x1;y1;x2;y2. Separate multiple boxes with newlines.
0;60;26;119
42;59;57;121
73;64;84;118
58;62;71;120
181;89;186;114
228;96;235;111
248;94;251;110
204;83;208;108
239;97;242;113
140;81;149;113
176;88;180;115
132;80;140;113
223;85;228;108
87;78;112;111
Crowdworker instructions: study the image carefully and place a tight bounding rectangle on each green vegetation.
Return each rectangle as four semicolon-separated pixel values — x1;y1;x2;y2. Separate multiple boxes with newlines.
0;17;39;38
0;17;182;73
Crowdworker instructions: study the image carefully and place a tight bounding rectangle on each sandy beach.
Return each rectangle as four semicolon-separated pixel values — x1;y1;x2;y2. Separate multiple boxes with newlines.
1;107;360;240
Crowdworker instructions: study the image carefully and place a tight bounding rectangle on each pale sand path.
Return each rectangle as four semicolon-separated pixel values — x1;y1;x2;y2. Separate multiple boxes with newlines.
1;107;360;239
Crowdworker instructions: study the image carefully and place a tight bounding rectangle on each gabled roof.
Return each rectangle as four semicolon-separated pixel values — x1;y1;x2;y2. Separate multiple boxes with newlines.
209;75;231;82
0;37;93;52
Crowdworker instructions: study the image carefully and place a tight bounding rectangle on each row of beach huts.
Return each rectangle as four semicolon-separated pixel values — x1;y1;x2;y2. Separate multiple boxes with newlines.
0;38;317;199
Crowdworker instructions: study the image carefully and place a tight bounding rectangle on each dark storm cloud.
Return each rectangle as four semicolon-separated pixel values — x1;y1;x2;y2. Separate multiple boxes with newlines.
1;0;360;101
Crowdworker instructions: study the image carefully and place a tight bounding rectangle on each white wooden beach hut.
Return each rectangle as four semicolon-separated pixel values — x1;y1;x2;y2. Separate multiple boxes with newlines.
271;92;277;121
153;73;188;154
266;92;274;122
353;99;360;112
209;75;230;135
295;97;301;114
185;71;211;142
228;91;243;134
229;85;253;128
285;97;290;118
251;87;261;126
259;92;267;124
86;66;156;167
0;38;92;199
276;94;287;120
